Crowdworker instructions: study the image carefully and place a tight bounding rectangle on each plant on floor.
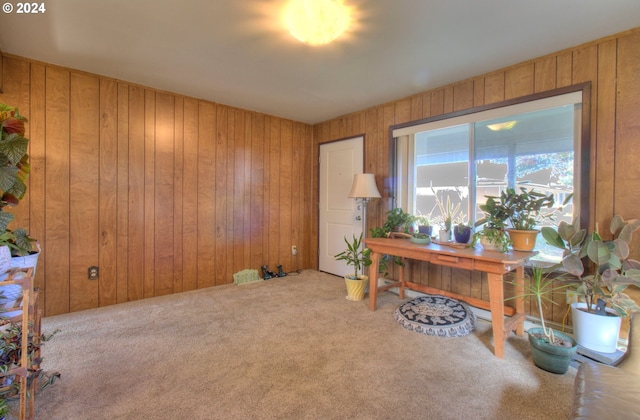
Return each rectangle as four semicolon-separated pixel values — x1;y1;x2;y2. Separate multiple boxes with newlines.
542;215;640;317
508;266;575;345
0;102;35;257
505;265;577;373
334;234;372;280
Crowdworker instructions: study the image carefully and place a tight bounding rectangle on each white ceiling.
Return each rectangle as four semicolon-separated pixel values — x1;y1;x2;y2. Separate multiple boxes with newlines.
1;1;640;124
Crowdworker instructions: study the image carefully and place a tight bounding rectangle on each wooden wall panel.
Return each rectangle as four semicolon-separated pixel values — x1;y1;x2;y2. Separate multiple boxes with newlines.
197;102;216;289
214;106;227;286
154;92;175;296
43;66;70;316
1;55;315;316
182;98;199;292
143;90;156;298
29;64;46;304
116;83;130;303
173;97;184;293
127;86;147;302
69;73;100;311
98;79;118;306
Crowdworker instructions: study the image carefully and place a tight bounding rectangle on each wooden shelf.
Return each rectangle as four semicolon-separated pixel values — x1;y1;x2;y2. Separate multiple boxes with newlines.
0;268;38;420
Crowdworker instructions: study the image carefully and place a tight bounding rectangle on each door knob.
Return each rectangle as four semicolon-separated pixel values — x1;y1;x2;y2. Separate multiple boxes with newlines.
355;215;362;221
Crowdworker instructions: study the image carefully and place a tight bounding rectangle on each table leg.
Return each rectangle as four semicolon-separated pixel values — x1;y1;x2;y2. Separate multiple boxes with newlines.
369;251;380;311
514;266;525;337
487;272;505;358
398;257;405;300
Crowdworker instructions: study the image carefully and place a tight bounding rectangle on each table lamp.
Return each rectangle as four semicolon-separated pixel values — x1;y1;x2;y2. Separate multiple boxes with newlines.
348;173;381;238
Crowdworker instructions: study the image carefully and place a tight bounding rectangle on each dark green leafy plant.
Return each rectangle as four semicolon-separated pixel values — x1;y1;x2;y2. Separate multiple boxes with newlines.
498;187;555;230
542;215;640;317
334;234;372;279
0;103;35;256
369;208;415;237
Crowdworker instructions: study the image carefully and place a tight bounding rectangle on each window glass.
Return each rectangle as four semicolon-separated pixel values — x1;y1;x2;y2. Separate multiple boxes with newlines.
401;93;581;262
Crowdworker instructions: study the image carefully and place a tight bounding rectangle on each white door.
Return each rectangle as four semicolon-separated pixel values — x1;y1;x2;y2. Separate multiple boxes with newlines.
319;137;364;276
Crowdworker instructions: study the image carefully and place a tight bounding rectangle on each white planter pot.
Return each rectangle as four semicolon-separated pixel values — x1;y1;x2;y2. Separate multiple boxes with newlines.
571;302;622;353
438;229;451;242
0;245;11;275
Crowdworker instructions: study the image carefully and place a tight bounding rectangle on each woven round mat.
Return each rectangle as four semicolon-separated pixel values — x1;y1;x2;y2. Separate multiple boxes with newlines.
393;295;475;337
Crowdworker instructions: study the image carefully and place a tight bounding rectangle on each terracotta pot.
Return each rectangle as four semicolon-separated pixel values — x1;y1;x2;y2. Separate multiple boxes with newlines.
507;229;539;251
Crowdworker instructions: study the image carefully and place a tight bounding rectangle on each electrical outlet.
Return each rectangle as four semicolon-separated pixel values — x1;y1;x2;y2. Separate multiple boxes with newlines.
566;288;579;304
292;245;298;256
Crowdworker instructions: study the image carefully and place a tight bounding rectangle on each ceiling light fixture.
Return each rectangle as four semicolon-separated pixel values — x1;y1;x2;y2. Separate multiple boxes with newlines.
487;121;517;131
284;0;351;46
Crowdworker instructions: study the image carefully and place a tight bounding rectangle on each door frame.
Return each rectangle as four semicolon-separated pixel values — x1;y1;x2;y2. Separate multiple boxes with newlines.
317;134;367;274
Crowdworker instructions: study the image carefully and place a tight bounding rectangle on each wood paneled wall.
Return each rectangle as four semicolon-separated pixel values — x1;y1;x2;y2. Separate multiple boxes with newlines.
0;56;314;316
312;28;640;324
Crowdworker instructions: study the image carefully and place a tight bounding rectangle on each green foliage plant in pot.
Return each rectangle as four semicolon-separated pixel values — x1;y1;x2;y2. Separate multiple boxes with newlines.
369;208;411;278
432;188;462;242
472;195;511;252
415;214;432;236
334;234;372;301
506;265;577;374
0;103;37;310
0;103;34;260
453;222;472;244
487;188;555;251
542;215;640;353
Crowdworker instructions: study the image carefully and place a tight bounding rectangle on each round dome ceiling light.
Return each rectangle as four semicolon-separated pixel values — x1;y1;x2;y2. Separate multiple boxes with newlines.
284;0;351;46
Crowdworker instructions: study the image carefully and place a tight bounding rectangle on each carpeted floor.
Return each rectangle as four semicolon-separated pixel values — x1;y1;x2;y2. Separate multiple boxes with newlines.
28;270;576;420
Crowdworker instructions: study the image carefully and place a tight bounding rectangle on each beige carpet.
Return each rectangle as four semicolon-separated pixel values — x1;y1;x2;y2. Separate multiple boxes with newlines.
29;270;575;420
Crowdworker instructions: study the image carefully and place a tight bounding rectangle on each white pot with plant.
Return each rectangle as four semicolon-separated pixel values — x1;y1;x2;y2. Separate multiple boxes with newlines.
334;234;372;301
542;215;640;353
0;103;38;308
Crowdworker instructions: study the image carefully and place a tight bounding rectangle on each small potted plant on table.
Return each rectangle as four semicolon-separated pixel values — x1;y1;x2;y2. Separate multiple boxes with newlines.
334;234;372;301
499;188;555;251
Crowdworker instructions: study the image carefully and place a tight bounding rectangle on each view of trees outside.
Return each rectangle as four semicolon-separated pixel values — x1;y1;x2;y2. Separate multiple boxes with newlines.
412;105;576;261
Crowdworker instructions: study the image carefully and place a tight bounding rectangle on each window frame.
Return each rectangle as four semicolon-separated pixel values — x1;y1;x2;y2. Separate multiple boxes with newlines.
388;83;592;231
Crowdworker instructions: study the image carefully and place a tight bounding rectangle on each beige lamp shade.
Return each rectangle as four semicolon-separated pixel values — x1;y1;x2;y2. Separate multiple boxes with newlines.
348;173;381;199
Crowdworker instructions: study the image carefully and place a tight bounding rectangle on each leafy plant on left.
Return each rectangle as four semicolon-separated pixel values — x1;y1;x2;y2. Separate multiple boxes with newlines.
0;103;34;256
334;234;372;279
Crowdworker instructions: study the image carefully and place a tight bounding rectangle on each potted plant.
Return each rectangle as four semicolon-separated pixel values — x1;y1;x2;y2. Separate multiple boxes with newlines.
453;221;472;244
472;195;511;252
542;215;640;353
0;103;34;260
0;103;38;309
415;214;432;236
432;188;462;242
334;234;372;301
498;188;555;251
0;321;60;417
506;265;577;373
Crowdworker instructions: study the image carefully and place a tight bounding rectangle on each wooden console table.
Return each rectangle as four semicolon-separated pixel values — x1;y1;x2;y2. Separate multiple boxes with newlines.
364;237;535;358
